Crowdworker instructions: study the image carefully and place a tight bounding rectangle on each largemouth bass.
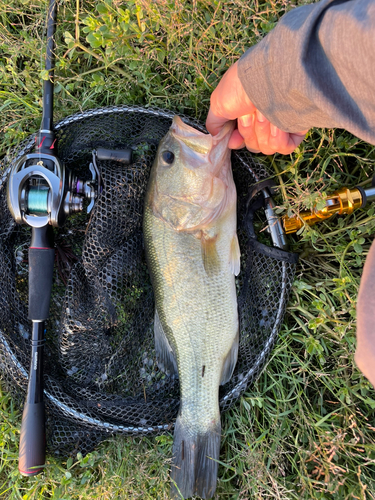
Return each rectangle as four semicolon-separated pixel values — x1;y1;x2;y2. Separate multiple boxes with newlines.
143;116;240;499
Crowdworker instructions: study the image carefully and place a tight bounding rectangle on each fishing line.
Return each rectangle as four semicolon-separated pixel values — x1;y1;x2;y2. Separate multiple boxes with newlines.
27;187;49;215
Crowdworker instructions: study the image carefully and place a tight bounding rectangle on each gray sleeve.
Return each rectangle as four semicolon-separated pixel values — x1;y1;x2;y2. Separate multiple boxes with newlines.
238;0;375;144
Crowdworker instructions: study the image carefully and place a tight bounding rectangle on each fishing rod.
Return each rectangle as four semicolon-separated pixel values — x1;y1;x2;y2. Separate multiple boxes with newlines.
7;0;131;476
282;182;375;234
7;0;59;476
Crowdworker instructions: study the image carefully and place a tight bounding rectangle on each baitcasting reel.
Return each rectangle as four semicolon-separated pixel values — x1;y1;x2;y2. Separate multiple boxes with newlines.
7;150;101;229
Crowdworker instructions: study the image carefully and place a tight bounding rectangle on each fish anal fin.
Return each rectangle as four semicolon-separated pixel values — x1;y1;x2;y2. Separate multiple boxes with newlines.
220;328;239;385
230;234;241;276
154;310;178;376
170;415;221;500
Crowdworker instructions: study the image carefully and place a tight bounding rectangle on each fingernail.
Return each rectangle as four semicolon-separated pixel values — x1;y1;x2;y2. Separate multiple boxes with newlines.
270;124;279;137
239;114;254;128
256;110;266;123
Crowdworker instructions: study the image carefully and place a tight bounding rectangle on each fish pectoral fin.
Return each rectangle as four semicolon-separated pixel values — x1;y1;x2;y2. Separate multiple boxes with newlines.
201;233;220;276
154;310;178;376
230;234;241;276
220;328;239;386
170;414;221;500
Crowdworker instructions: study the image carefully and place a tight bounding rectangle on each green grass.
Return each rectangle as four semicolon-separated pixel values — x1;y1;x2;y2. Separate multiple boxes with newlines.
1;1;375;499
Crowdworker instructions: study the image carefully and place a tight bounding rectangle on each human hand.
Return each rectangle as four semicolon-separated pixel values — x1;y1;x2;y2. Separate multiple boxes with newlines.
206;61;308;155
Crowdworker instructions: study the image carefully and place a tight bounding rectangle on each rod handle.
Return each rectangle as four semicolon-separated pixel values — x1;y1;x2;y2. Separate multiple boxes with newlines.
28;247;55;321
18;401;45;476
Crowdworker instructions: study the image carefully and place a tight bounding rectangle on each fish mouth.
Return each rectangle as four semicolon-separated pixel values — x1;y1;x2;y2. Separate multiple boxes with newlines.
170;116;212;155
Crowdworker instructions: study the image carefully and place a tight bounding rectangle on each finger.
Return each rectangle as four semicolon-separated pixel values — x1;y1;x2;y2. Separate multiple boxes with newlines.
206;107;229;136
294;130;309;136
268;126;295;155
245;145;261;154
228;129;245;149
288;131;308;151
237;113;260;152
253;110;276;155
267;127;308;155
206;61;256;135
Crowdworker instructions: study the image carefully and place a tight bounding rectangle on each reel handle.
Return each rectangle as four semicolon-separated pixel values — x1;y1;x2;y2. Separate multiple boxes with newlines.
96;147;132;164
19;226;54;476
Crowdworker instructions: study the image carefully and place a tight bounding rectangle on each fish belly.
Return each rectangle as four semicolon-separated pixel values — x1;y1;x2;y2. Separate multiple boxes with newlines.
143;205;238;499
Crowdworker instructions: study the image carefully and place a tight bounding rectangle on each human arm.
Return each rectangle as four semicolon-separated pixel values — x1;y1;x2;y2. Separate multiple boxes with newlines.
206;61;308;154
206;0;375;154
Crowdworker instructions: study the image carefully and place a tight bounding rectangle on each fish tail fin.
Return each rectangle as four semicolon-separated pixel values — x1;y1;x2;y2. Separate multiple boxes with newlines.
170;415;220;499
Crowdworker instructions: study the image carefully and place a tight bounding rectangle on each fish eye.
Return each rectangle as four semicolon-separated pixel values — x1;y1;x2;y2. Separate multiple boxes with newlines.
161;151;175;165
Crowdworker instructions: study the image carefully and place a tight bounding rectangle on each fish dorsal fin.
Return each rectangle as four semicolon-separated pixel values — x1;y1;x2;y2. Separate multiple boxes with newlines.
171;116;212;155
230;234;241;276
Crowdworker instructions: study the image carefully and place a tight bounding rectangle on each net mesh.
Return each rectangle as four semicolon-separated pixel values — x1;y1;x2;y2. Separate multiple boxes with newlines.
0;106;297;456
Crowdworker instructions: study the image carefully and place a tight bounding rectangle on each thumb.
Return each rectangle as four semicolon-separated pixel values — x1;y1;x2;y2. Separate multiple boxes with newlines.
206;108;231;137
206;61;256;136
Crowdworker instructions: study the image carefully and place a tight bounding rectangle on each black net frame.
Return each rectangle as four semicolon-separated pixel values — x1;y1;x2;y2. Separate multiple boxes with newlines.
0;105;298;456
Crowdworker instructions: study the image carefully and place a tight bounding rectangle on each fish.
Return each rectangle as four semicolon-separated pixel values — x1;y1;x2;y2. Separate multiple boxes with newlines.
143;116;240;499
